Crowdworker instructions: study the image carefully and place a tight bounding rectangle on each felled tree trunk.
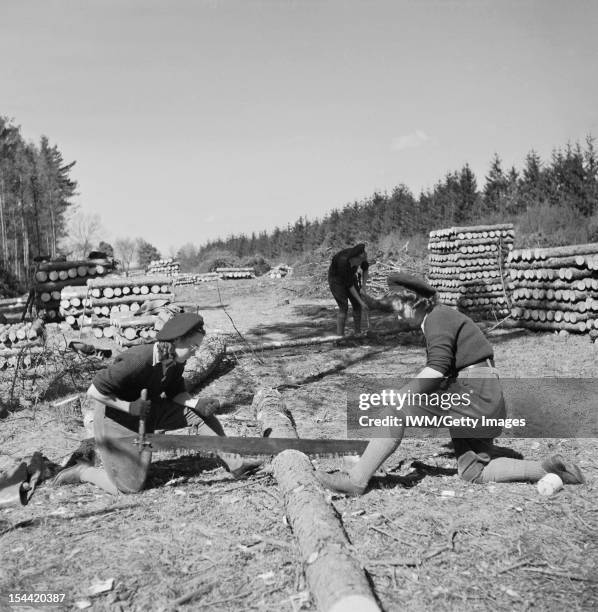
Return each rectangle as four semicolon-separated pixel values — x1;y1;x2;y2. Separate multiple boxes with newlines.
273;450;380;612
252;387;297;438
184;334;226;391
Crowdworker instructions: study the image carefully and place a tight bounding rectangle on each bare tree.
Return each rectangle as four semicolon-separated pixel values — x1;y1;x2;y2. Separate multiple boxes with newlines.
114;237;137;276
62;210;103;258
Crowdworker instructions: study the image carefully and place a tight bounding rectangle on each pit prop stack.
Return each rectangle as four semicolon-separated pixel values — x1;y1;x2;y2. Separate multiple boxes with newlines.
427;224;514;319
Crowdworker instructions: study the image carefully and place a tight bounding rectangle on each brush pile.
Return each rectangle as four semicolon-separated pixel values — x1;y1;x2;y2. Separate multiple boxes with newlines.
508;243;598;340
367;257;427;297
427;224;514;319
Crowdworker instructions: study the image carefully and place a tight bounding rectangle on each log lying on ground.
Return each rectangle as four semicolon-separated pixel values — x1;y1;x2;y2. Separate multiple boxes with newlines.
225;329;405;355
273;450;380;612
252;388;297;438
183;335;226;391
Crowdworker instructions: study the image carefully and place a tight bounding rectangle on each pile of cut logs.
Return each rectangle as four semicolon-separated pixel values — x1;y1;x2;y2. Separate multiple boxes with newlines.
195;272;220;283
147;258;180;276
0;320;45;368
173;273;197;286
508;243;598;339
215;267;255;279
173;272;221;285
33;257;115;321
428;224;514;319
110;314;159;347
59;275;174;338
268;264;292;279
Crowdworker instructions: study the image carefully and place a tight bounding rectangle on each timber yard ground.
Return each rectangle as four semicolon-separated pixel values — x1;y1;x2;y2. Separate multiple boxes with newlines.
1;276;597;612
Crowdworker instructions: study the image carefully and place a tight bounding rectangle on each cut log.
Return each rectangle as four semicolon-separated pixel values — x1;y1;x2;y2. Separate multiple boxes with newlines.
183;335;226;391
253;388;297;438
514;319;587;333
272;450;380;612
36;258;113;272
87;274;172;288
513;242;598;260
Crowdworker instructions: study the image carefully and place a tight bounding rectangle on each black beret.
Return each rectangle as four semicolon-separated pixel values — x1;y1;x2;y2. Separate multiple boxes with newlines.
156;312;205;341
387;272;436;298
347;243;367;258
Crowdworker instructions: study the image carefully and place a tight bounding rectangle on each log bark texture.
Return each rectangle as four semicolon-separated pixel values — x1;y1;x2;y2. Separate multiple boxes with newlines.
252;387;297;438
183;334;226;391
272;450;380;612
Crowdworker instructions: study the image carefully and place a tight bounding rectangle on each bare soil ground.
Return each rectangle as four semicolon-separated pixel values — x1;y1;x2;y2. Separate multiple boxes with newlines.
1;277;597;612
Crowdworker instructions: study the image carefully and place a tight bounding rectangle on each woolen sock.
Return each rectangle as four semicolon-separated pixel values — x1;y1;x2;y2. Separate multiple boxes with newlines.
479;458;546;483
337;311;347;335
353;310;362;333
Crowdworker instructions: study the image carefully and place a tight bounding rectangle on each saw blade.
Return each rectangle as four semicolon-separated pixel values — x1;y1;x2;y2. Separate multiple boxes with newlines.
122;434;368;458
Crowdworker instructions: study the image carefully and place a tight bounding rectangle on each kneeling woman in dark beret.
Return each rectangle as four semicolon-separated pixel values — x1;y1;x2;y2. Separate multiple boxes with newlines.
54;313;258;493
317;273;584;495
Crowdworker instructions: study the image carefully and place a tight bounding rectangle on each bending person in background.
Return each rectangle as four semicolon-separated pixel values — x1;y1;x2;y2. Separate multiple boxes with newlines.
316;272;585;495
328;242;370;336
54;313;260;494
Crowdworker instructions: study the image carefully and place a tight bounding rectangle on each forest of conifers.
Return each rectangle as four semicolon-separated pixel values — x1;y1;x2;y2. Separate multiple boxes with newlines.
1;113;598;286
183;136;598;269
0;117;77;288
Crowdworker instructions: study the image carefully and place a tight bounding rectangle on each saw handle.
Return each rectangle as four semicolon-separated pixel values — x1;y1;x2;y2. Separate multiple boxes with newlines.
137;389;148;448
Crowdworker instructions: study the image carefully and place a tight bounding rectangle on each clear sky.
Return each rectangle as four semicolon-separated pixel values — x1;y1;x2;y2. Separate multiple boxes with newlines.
1;0;597;254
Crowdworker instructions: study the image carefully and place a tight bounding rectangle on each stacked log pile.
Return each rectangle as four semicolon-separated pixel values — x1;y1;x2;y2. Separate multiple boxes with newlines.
508;243;598;339
268;264;292;279
110;314;159;347
59;275;174;337
147;258;180;276
427;224;514;319
215;267;255;279
195;272;220;283
0;320;45;368
33;257;115;321
173;273;197;286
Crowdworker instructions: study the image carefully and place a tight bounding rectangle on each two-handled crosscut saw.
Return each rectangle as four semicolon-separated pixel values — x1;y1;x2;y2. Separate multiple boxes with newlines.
125;433;369;458
93;404;367;494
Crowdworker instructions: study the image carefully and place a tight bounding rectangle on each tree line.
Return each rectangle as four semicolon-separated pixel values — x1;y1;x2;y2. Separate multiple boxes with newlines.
0;116;77;281
179;136;598;269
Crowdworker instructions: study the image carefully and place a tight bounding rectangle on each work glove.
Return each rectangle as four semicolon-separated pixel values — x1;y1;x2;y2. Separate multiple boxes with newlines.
129;389;151;417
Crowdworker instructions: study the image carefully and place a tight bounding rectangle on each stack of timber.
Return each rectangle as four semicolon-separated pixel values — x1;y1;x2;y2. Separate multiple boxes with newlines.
59;274;174;336
195;272;220;283
147;258;180;276
32;257;115;321
0;295;28;323
109;314;159;347
0;319;45;369
508;243;598;339
268;264;292;279
173;273;197;286
215;267;255;280
428;224;514;319
173;272;221;286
